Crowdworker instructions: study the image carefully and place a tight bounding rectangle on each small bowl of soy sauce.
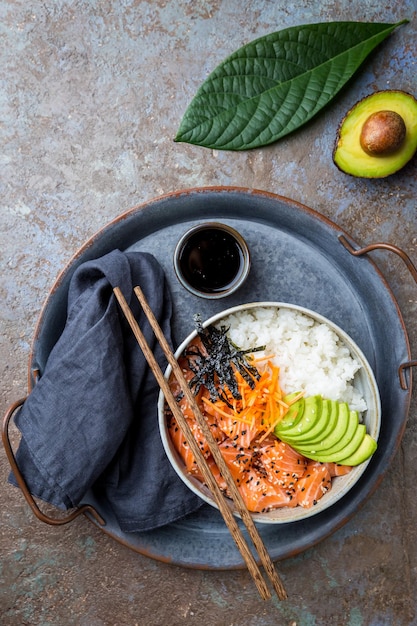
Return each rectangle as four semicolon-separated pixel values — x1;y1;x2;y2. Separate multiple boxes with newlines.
174;222;251;299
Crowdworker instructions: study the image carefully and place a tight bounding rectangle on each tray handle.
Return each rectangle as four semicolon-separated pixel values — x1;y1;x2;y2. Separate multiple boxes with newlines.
339;235;417;391
2;398;106;527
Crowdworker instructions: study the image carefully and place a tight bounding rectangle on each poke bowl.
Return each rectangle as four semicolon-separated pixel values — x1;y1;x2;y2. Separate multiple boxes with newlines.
158;302;381;524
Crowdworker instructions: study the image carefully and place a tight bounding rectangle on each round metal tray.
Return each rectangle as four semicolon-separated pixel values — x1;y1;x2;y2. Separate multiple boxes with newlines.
25;187;414;567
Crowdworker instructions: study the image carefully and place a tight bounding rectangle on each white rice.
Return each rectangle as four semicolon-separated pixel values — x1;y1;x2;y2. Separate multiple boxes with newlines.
219;306;367;413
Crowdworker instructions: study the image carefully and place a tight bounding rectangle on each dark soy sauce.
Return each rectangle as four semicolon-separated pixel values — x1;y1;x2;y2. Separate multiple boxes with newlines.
178;228;244;293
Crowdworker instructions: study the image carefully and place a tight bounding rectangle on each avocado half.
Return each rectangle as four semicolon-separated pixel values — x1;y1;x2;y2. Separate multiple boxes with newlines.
333;90;417;178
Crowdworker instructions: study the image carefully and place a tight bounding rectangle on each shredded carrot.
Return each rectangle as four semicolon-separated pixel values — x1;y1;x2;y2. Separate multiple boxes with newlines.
201;396;253;425
202;359;304;443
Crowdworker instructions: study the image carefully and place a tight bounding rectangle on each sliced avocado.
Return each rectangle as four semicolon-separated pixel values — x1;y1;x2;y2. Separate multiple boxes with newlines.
294;409;360;459
283;391;303;405
305;423;367;464
333;90;417;178
301;398;340;445
337;434;377;466
292;402;351;454
275;395;322;439
280;398;331;444
276;394;304;430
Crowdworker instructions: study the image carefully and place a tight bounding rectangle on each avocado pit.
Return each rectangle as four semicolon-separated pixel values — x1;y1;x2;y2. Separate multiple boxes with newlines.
333;90;417;178
359;110;406;156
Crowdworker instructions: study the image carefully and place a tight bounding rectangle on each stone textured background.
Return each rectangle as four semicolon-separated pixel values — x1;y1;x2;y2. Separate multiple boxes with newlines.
1;2;417;625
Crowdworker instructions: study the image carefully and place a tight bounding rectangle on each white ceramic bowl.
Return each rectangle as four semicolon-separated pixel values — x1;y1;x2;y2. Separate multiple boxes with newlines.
158;302;381;523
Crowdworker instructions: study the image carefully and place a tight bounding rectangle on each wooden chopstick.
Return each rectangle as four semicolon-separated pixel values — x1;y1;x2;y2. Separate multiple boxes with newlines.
113;286;287;601
114;288;270;599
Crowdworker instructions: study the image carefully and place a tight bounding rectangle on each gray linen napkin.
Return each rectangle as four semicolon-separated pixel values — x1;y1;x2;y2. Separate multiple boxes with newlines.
10;249;203;532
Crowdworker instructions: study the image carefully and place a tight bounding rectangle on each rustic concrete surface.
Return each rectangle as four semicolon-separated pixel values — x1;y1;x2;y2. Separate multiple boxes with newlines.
1;1;417;625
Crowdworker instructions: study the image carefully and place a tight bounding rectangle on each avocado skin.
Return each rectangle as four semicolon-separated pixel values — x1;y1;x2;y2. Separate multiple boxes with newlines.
333;90;417;178
275;395;377;466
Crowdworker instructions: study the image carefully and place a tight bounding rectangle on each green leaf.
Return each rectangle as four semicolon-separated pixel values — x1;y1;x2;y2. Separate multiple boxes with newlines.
175;20;408;151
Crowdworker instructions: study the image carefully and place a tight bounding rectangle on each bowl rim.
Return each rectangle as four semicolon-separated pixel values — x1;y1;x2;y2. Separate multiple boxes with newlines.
158;301;382;524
